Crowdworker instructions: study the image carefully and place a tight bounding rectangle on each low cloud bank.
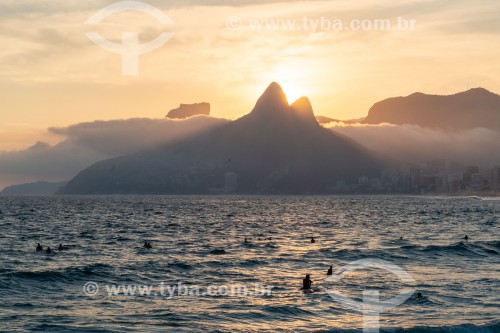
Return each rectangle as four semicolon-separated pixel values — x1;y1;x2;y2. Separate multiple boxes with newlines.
0;116;228;189
326;122;500;167
3;117;499;190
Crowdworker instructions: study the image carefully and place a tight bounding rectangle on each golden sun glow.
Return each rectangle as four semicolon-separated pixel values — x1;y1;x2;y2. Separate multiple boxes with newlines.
255;62;312;104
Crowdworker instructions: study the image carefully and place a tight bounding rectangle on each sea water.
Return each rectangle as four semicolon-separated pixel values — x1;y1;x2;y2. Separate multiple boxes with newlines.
0;196;498;332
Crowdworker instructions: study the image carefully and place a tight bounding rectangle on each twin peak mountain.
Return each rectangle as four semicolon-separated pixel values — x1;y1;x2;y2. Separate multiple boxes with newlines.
247;82;318;127
59;83;385;194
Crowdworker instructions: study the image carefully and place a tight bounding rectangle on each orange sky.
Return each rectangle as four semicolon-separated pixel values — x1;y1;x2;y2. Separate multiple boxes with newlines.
1;0;500;150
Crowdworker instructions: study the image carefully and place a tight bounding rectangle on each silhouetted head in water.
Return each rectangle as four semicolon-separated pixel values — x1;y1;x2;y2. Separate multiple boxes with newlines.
244;238;248;243
36;243;43;252
303;274;313;290
46;247;52;254
400;236;403;240
464;235;469;240
58;244;63;250
327;266;333;276
417;292;423;298
311;237;315;244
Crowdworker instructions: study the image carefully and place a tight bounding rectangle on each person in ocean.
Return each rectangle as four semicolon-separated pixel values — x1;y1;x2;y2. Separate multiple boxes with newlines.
58;244;63;251
311;237;316;244
327;266;333;276
416;292;423;299
36;243;43;252
46;247;52;254
244;238;249;243
303;274;313;290
144;242;152;249
464;235;469;240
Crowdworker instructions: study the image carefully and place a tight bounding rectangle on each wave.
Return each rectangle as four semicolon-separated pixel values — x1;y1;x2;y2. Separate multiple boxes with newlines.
316;322;500;333
401;241;499;256
389;322;500;333
167;261;194;270
209;249;227;255
240;258;268;267
0;263;114;282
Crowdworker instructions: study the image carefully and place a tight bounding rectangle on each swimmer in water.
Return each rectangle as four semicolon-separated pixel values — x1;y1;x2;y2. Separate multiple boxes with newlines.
244;238;249;244
327;266;333;276
36;243;43;252
303;274;313;290
58;244;63;251
464;235;469;240
311;237;316;244
46;247;52;254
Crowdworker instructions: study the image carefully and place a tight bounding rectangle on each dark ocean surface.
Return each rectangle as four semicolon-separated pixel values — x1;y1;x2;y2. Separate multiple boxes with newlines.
0;196;498;332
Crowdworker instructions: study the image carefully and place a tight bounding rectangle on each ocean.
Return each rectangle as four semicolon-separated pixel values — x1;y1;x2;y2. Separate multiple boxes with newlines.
0;196;498;332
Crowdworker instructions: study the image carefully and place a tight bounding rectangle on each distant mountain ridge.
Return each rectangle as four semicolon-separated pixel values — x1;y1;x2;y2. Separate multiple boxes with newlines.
363;88;500;130
59;83;386;195
1;181;67;196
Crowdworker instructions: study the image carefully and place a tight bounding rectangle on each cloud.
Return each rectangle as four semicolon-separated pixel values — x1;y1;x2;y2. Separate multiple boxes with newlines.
49;116;228;155
326;122;500;167
0;116;228;189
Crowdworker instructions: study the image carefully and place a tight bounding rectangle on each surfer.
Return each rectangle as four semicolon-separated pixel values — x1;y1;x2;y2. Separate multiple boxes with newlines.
36;243;43;252
327;266;333;276
144;242;152;249
244;238;249;244
311;237;316;244
58;244;63;251
46;247;52;254
464;235;469;240
303;274;313;290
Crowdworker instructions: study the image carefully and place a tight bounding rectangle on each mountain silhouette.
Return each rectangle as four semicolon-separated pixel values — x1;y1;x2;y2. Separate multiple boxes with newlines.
363;88;500;131
59;83;386;194
1;181;67;196
166;102;210;119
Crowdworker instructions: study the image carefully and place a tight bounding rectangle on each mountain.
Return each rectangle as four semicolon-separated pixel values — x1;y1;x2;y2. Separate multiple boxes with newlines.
1;181;67;196
166;103;210;119
59;83;386;195
363;88;500;130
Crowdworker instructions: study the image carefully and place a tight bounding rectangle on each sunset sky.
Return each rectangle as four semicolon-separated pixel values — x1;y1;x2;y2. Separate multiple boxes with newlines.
1;0;500;151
